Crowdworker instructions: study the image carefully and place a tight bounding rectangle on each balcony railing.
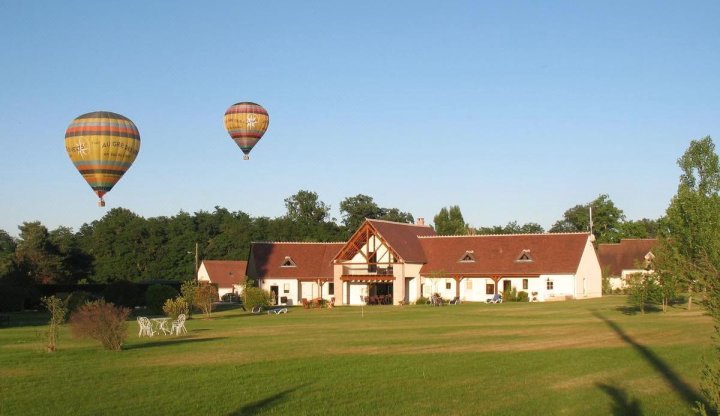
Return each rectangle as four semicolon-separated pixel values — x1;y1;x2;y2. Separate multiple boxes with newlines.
342;265;394;276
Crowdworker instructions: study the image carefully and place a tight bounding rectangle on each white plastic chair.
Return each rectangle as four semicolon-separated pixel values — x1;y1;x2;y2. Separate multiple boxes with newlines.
170;314;187;336
137;317;154;337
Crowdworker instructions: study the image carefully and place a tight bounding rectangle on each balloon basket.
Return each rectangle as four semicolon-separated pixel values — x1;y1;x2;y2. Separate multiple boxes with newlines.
243;155;249;160
98;199;106;207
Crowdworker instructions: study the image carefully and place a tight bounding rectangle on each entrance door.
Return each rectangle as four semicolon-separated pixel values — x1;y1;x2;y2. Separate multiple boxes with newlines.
270;285;279;305
503;280;512;293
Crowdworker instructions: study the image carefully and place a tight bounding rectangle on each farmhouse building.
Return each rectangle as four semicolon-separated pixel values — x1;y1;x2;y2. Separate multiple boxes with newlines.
197;260;248;299
597;239;658;290
247;219;602;305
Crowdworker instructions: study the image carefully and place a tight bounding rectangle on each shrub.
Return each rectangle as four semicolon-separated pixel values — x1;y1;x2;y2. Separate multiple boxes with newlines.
66;291;93;313
41;296;67;352
244;286;271;311
103;280;142;308
145;285;179;315
194;284;218;317
415;296;429;305
162;296;189;320
181;280;199;316
69;300;131;351
502;287;518;302
517;291;529;302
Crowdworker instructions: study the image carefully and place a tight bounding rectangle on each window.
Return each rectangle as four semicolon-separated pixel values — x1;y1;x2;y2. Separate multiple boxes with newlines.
459;250;475;262
445;279;452;290
522;279;528;290
516;249;533;262
368;252;377;273
283;283;290;293
486;283;495;295
466;279;473;290
546;279;554;290
328;283;334;295
281;256;296;268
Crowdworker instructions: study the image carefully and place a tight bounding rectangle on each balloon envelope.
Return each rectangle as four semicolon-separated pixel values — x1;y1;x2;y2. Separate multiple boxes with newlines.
224;102;269;160
65;111;140;206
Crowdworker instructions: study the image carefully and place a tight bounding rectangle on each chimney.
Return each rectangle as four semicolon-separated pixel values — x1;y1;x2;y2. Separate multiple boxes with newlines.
416;217;425;226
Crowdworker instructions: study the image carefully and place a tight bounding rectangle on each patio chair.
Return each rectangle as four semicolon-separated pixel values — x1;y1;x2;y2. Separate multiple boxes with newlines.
137;317;154;337
301;298;309;309
269;308;288;314
170;313;187;336
487;294;503;304
449;296;461;305
251;305;263;314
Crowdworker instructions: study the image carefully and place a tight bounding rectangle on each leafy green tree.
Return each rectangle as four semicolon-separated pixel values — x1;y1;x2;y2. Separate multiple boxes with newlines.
284;190;331;223
339;194;384;231
625;272;661;314
653;136;720;414
475;221;545;235
15;221;64;284
49;226;93;283
433;206;468;235
618;218;661;239
550;194;625;243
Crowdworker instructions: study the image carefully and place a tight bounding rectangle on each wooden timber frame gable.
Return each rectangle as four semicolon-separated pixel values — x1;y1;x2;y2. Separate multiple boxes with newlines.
334;221;401;269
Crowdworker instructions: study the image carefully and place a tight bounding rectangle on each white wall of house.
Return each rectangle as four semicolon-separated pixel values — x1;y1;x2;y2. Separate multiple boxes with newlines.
575;238;603;298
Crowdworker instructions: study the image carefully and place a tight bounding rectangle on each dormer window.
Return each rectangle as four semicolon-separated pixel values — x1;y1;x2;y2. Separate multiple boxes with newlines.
516;249;533;262
281;256;297;268
459;250;475;263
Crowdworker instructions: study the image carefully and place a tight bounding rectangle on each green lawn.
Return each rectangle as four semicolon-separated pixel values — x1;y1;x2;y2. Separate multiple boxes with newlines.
0;296;713;415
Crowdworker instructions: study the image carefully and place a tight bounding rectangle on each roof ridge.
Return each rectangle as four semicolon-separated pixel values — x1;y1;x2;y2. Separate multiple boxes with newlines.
251;241;346;244
367;218;432;227
418;232;590;238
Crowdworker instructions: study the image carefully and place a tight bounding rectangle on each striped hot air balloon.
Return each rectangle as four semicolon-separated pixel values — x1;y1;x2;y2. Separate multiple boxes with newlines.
64;111;140;207
224;102;269;160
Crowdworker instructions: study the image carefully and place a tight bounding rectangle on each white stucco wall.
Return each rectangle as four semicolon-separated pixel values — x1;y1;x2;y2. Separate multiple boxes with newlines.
575;237;603;298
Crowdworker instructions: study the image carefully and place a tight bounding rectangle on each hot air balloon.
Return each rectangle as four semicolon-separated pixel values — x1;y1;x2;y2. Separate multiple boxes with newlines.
65;111;140;207
224;102;269;160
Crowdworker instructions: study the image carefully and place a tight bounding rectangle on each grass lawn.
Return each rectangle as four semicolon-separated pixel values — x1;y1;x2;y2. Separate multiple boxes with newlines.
0;296;713;415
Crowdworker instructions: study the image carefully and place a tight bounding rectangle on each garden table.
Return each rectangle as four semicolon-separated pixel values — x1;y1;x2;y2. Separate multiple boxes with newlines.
151;318;171;335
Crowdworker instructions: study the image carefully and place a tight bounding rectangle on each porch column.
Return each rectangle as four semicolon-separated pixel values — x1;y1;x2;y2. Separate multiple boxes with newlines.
491;275;502;294
453;276;462;299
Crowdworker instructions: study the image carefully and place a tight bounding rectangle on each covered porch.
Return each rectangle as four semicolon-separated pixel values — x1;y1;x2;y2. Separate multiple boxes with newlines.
340;275;395;305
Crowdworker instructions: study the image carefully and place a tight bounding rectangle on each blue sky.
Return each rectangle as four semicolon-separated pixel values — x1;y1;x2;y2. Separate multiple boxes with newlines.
1;1;719;236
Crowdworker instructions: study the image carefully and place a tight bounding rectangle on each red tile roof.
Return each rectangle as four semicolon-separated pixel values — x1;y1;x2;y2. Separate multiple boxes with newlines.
365;219;436;263
418;233;591;276
597;239;658;276
201;260;247;288
249;242;345;280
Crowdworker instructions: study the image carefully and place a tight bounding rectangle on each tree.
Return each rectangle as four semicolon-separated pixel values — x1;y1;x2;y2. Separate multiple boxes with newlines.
15;221;64;284
339;194;414;233
433;206;468;235
625;272;661;314
550;194;625;243
339;194;384;231
653;136;720;414
284;190;331;223
618;218;661;239
475;221;545;235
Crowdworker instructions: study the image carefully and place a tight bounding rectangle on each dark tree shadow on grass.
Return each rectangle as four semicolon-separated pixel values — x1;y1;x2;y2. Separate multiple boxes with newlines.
597;383;643;416
125;336;227;350
228;384;307;416
593;311;709;411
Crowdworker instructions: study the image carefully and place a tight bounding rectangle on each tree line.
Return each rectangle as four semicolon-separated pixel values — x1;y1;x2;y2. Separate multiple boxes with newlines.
0;150;688;287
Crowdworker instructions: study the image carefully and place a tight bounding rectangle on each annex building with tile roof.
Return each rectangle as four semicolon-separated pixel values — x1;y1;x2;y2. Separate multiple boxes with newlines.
197;260;248;299
247;219;602;306
597;239;658;291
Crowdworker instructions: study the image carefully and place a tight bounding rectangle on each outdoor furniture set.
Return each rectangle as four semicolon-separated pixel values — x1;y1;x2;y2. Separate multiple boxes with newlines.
137;313;187;337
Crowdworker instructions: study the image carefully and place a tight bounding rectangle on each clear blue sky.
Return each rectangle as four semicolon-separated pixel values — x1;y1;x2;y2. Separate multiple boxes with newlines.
1;1;718;236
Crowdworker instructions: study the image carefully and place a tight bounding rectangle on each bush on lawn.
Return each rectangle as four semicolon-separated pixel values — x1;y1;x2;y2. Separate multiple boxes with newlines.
163;296;189;320
69;300;131;351
244;286;271;311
